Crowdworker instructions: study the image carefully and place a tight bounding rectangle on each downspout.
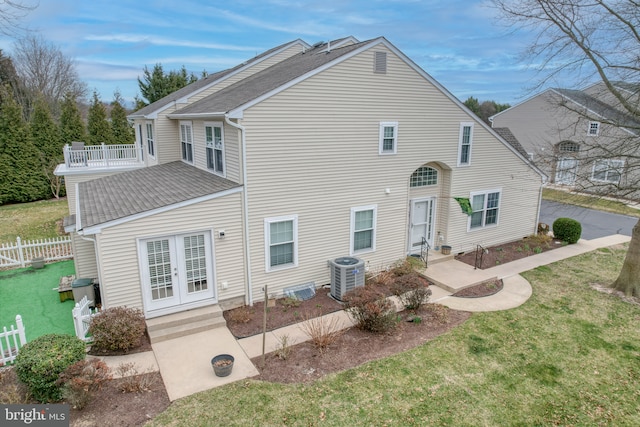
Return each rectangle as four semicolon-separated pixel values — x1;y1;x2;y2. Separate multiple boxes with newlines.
225;115;254;306
76;182;104;305
77;233;103;305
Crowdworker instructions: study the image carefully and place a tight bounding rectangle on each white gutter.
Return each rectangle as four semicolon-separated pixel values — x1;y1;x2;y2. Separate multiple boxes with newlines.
225;115;254;306
77;233;104;305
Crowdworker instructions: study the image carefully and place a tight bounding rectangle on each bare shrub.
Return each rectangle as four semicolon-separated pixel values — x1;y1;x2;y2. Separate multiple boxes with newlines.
274;334;293;360
526;233;553;246
390;272;432;310
57;359;112;409
89;307;146;353
0;368;31;404
389;259;415;276
298;313;344;351
342;286;397;333
115;363;157;393
425;304;450;324
227;306;254;324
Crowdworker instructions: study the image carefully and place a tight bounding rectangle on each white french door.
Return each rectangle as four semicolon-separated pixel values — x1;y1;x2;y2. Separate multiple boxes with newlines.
409;197;436;252
141;232;215;314
555;158;578;185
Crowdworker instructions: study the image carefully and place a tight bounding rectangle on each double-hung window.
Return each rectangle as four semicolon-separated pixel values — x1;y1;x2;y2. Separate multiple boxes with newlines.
469;190;501;230
205;122;224;176
350;205;377;255
592;159;624;183
180;121;194;163
458;122;474;166
588;121;600;136
379;122;398;155
265;215;298;271
146;122;155;157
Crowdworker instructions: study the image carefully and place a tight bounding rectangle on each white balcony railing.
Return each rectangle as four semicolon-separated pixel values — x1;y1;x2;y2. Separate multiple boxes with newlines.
63;143;143;169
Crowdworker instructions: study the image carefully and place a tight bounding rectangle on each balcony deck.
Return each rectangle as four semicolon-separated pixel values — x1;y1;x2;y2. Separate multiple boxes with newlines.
55;143;144;175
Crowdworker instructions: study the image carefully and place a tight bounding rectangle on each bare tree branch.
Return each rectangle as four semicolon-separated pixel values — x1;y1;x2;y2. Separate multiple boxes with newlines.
0;1;37;37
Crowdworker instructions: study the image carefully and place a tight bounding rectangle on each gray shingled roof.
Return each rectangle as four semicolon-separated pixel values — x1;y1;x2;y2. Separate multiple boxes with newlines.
77;162;240;229
554;88;640;134
493;127;530;159
131;39;306;117
171;39;373;116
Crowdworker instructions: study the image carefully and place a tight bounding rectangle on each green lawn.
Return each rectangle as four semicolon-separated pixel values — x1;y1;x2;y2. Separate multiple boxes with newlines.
0;260;76;341
149;245;640;426
0;198;69;242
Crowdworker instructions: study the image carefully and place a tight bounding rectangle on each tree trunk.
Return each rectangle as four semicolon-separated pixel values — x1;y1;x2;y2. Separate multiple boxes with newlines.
611;218;640;297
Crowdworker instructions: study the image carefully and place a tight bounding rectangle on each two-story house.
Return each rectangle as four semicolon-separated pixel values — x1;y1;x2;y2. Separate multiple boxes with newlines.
56;36;545;332
490;82;640;198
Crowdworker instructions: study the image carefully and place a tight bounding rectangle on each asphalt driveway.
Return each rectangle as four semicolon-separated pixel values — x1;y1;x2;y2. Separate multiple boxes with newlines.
540;200;637;240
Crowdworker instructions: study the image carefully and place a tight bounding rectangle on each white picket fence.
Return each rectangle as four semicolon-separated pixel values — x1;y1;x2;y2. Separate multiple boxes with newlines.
0;315;27;366
72;296;99;342
0;236;73;269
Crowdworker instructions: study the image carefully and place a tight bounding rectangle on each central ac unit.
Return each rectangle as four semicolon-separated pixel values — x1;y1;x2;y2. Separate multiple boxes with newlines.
329;256;365;301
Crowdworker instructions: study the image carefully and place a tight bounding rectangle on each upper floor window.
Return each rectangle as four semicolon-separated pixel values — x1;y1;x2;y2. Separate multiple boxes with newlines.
458;122;474;166
264;215;298;271
180;121;194;163
379;122;398;155
588;121;600;136
410;166;438;187
205;122;224;176
350;205;377;255
469;189;501;230
592;159;624;183
146;122;155;157
558;141;580;153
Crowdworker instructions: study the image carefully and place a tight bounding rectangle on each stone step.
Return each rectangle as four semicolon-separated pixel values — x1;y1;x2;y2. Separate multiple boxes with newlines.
147;305;226;344
421;273;498;294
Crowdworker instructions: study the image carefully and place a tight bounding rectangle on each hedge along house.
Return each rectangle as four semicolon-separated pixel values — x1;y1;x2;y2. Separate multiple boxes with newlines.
57;37;545;335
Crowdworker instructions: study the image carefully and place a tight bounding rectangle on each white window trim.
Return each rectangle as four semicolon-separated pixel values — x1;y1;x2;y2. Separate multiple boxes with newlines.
457;122;474;167
180;121;194;164
467;189;501;232
264;215;298;272
204;121;226;177
350;205;377;256
591;159;624;183
587;121;601;136
378;121;398;155
146;121;155;159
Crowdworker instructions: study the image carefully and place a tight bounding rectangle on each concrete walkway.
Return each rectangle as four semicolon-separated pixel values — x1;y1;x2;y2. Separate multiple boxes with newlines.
101;233;630;401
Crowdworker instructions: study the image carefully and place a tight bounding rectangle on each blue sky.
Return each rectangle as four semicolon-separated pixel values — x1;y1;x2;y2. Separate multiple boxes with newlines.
0;0;548;107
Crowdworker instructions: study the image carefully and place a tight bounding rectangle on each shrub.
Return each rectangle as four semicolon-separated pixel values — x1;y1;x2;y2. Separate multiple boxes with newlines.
0;368;31;404
298;313;344;351
14;334;86;402
57;359;112;409
552;217;582;244
389;259;415;277
425;304;450;324
115;363;157;393
342;286;397;333
274;334;293;360
390;272;432;310
89;307;146;353
227;306;254;324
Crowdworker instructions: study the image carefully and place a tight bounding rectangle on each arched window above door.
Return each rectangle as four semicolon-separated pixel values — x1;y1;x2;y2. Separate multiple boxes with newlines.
410;166;438;187
558;141;580;153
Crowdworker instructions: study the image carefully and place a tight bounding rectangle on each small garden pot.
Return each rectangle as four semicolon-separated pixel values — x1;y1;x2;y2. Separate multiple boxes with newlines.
441;245;452;255
211;354;234;377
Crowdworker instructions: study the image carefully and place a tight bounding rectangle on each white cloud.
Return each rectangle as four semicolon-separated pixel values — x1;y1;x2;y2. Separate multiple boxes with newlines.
85;34;259;52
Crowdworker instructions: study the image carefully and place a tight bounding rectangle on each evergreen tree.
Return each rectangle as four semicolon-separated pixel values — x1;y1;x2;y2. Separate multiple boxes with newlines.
30;96;64;198
59;92;86;145
110;90;133;144
87;90;111;145
136;64;199;107
0;85;49;203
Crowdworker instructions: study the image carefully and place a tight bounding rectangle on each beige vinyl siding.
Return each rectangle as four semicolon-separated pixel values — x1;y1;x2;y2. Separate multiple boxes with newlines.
190;121;241;183
71;232;98;279
239;45;542;298
94;193;245;311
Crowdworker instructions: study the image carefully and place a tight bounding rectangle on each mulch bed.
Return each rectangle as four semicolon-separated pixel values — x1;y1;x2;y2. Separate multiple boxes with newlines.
455;237;565;269
452;279;504;298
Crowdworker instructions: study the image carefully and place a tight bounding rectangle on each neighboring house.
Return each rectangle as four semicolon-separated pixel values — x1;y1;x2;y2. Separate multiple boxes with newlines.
56;36;545;324
490;82;640;197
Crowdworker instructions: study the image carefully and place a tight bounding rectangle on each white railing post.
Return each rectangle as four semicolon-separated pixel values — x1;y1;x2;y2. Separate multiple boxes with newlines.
101;143;109;167
63;144;70;167
72;301;82;340
15;315;26;347
16;236;25;268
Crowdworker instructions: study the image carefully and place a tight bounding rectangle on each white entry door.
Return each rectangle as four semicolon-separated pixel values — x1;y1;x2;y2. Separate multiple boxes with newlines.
409;198;436;252
555;158;578;185
141;232;215;314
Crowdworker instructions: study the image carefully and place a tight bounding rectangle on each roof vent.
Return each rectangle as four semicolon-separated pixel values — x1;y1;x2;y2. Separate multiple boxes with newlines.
374;51;387;74
312;41;324;48
329;257;365;301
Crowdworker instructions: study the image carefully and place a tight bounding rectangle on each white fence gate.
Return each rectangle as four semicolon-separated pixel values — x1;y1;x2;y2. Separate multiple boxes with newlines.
0;315;27;366
72;296;99;342
0;236;73;269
